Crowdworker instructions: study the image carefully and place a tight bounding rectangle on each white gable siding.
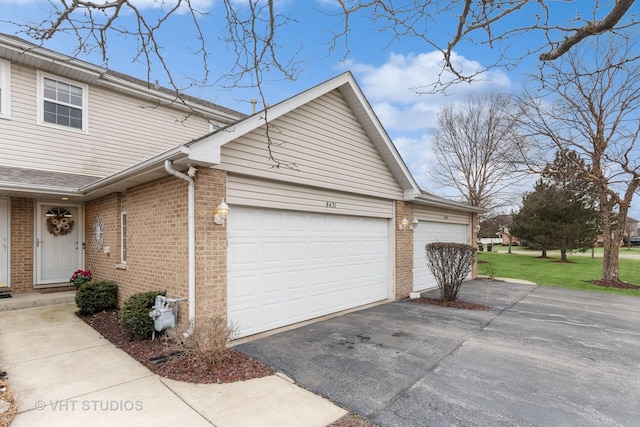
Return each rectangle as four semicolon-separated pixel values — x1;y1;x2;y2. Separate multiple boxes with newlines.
217;89;403;200
227;174;393;218
0;63;213;177
414;205;471;224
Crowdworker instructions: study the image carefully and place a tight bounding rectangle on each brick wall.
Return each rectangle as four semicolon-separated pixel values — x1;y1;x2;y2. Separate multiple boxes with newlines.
10;198;34;293
395;200;414;299
85;193;127;291
85;168;227;330
194;169;227;324
123;175;190;305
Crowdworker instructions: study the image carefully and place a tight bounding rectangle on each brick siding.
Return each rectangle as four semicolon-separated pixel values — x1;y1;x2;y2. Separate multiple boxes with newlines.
85;168;227;329
10;198;34;293
395;200;414;299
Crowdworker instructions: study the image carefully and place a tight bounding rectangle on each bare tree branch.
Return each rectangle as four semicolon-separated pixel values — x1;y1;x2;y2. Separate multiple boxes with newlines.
517;31;640;283
540;0;636;61
331;0;639;90
9;0;640;96
430;93;528;212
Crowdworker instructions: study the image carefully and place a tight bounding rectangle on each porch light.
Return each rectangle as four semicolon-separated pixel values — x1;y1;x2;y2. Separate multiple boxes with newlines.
399;217;419;231
214;200;229;225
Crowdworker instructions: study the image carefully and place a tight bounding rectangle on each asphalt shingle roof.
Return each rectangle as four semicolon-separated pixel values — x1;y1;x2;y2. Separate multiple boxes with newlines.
0;165;101;189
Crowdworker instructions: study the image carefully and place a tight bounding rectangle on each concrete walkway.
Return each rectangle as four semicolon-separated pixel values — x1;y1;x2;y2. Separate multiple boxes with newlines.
0;303;346;427
0;290;76;311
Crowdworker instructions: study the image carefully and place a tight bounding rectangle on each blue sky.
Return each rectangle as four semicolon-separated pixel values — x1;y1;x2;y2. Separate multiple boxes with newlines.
1;0;639;220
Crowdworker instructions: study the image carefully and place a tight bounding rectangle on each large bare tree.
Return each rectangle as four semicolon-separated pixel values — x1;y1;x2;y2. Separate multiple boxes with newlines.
517;32;640;284
7;1;639;93
430;93;525;211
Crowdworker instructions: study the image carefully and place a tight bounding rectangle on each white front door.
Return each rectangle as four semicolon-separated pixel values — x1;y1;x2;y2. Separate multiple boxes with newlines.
36;203;82;284
0;198;8;288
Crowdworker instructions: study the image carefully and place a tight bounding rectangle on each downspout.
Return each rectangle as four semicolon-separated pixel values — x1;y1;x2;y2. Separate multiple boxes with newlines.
164;160;196;336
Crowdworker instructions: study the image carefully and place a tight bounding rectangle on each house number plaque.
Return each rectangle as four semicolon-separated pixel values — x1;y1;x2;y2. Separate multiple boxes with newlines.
326;201;337;208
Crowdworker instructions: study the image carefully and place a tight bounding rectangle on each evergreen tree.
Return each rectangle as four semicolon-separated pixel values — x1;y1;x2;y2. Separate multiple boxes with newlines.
511;150;600;261
510;180;555;258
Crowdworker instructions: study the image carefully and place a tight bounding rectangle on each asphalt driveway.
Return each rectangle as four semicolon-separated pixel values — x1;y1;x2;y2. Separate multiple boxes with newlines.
237;280;640;426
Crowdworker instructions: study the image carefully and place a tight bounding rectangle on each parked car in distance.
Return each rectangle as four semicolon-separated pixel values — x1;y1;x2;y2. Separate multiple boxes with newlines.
629;236;640;246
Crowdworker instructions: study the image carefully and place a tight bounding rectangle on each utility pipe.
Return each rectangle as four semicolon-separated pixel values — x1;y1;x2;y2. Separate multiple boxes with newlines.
164;160;196;336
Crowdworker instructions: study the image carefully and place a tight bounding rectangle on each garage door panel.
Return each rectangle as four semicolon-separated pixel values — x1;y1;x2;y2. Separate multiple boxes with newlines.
228;273;256;299
285;242;307;261
261;243;283;263
228;207;390;337
412;222;470;292
229;242;257;266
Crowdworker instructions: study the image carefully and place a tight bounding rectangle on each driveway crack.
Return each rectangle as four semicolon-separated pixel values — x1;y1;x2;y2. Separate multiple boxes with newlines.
374;283;539;420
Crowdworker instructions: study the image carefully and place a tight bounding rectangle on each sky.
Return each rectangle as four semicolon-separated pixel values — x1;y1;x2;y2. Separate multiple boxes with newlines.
0;0;639;220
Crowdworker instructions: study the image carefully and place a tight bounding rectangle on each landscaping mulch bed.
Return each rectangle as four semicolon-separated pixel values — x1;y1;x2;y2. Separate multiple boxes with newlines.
592;280;640;290
0;370;17;427
329;414;379;427
77;309;274;384
402;296;490;310
78;309;380;426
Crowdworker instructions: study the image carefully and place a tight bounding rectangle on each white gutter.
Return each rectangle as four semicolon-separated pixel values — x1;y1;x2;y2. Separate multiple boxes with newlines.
82;146;187;193
0;34;104;76
0;35;242;123
164;160;196;336
413;193;488;213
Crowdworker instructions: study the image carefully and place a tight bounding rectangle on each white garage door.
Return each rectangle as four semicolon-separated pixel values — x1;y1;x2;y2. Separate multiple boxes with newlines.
228;206;390;338
413;222;470;292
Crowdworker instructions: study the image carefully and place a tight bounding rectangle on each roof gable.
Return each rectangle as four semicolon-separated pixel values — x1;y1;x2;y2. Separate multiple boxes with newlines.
189;72;420;196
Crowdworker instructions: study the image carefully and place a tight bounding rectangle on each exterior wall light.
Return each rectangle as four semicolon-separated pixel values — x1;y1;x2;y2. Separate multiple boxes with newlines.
399;217;419;231
214;200;229;225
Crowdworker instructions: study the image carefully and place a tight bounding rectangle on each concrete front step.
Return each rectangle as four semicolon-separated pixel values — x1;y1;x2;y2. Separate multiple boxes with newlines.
0;290;76;311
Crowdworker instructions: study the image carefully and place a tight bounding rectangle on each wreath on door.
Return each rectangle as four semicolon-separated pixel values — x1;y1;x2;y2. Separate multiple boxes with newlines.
46;207;75;236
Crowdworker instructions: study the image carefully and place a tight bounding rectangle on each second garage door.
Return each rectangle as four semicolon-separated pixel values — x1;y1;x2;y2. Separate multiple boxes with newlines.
228;206;390;338
413;222;470;292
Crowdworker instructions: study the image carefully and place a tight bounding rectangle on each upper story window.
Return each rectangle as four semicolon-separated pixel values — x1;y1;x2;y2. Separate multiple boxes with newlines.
37;72;88;131
0;59;10;119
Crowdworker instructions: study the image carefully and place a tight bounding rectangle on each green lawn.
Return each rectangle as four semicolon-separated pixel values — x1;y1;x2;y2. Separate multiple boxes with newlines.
491;246;640;255
477;251;640;297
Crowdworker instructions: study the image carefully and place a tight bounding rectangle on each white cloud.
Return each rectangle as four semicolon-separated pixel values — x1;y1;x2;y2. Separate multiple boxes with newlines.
0;0;215;12
371;100;441;132
349;50;512;133
392;134;433;186
348;50;513;195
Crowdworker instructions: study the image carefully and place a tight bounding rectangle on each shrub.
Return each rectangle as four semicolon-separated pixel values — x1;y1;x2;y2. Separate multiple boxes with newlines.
166;316;238;369
425;242;477;301
75;280;118;314
119;290;166;339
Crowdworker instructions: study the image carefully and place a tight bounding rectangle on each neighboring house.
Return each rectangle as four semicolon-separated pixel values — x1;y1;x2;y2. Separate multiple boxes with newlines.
594;217;638;247
478;214;517;246
0;33;483;338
